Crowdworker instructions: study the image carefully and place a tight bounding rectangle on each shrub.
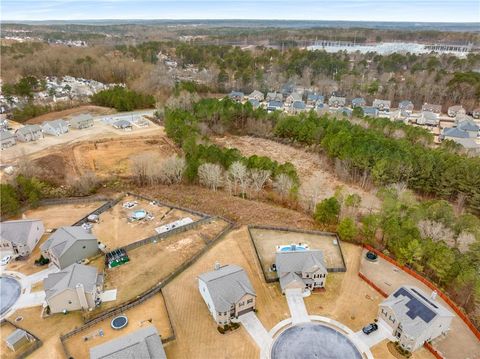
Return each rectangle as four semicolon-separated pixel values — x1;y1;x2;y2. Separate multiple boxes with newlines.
337;217;358;242
314;197;341;225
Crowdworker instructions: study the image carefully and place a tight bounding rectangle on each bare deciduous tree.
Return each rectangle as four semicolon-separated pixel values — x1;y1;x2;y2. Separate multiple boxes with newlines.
158;155;185;185
16;150;40;178
70;171;99;195
130;152;157;186
418;220;455;246
456;231;476;254
273;173;294;200
228;161;249;197
198;163;224;191
250;169;271;196
299;172;324;213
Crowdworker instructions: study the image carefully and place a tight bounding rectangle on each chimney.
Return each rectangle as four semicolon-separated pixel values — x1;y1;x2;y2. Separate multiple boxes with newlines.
214;261;221;271
76;283;89;310
430;290;438;301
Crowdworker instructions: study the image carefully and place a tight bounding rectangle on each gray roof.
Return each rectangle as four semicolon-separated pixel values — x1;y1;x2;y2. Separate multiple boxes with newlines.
276;250;327;274
44;263;98;301
42;119;68;130
381;286;453;338
41;226;96;258
248;90;264;99
448;105;464;112
288;93;302;102
292;101;306;109
373;99;391;109
329;96;346;105
90;326;166;359
0;131;15;141
248;99;260;107
70;114;93;123
1;219;43;246
351;97;366;106
15;125;42;135
363;106;379;116
399;100;414;109
267;100;283;109
229;91;244;98
422;103;442;113
457;120;479;132
198;264;256;312
5;329;30;346
442;127;469;138
113;119;132;128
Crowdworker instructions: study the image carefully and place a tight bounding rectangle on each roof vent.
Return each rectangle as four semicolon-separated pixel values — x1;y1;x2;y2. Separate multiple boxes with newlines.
214;261;221;270
430;290;438;301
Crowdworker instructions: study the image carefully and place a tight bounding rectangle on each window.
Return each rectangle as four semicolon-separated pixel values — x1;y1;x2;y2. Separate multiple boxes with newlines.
82;245;86;249
68;300;72;304
247;299;253;304
239;302;244;307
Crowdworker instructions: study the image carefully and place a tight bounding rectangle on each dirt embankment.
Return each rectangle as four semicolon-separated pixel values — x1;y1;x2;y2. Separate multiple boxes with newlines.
26;105;116;124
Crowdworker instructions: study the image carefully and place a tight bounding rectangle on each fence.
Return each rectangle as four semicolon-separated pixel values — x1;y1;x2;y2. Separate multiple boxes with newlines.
59;220;234;356
71;196;123;226
362;244;480;341
0;318;43;359
38;196;111;207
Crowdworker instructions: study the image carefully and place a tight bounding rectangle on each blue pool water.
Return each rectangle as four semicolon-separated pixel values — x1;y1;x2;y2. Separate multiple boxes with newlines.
280;245;307;252
132;210;146;219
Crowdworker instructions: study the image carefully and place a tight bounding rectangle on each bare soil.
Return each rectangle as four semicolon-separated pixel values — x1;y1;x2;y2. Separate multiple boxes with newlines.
63;293;173;359
25;105;115;124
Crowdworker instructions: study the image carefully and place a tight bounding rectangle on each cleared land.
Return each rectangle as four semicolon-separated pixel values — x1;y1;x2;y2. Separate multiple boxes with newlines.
249;227;345;281
25;105;115;124
213;135;381;212
88;218;230;317
360;250;480;359
92;195;202;250
64;293;173;359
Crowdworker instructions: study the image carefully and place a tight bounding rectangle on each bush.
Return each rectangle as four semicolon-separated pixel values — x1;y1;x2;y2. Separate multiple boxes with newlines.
314;197;341;225
34;255;50;266
0;184;20;217
217;326;225;334
337;217;358;242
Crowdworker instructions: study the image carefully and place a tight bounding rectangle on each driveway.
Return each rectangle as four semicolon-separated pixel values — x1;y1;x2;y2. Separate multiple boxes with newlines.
15;290;46;308
350;319;396;348
238;312;272;359
285;288;310;325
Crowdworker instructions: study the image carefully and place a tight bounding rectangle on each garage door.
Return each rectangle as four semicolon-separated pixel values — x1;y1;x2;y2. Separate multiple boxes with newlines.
238;307;254;317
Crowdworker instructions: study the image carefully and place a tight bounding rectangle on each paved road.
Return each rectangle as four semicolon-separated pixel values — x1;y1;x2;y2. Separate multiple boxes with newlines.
285;289;310;324
238;312;272;359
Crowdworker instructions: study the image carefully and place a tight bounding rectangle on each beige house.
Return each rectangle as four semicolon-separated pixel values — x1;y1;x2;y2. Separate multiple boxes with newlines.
40;226;98;269
0;219;44;257
198;264;256;325
275;249;327;294
44;263;103;313
379;286;453;352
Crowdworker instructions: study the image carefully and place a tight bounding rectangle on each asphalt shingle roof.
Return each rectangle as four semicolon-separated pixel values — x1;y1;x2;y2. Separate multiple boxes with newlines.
44;263;98;301
41;226;96;258
0;219;42;246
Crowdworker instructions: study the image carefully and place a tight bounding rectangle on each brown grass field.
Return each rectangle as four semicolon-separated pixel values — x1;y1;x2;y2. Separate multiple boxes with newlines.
63;293;173;359
92;195;201;250
249;227;345;281
25;105;115;124
88;218;230;317
0;321;38;359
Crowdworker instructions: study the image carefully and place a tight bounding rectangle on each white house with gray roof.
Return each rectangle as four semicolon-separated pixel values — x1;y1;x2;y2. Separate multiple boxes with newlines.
248;90;264;102
198;264;256;325
90;326;166;359
44;263;103;313
275;249;327;294
40;226;98;269
447;105;465;117
15;125;43;142
41;119;69;136
5;329;35;351
69;114;93;129
0;131;16;149
112;119;132;130
373;99;391;112
328;96;346;108
379;286;453;352
0;219;44;257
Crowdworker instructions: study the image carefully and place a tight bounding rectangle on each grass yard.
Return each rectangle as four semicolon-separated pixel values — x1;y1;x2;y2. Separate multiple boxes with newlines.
64;293;173;359
249;227;346;281
87;218;230;318
92;194;202;250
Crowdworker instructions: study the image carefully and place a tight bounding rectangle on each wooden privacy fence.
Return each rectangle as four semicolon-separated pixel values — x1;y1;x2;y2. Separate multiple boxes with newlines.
1;319;43;359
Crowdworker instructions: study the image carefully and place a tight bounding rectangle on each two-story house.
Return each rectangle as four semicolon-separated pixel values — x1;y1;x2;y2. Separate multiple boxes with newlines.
1;219;45;257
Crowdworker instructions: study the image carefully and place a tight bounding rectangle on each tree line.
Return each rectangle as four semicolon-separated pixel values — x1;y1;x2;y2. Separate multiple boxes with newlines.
90;86;155;111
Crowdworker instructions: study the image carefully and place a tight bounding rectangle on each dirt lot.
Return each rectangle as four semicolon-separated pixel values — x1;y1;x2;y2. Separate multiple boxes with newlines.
213;135;381;212
360;250;480;359
92;195;202;250
25;105;115;125
0;321;39;359
63;293;173;359
6;306;84;359
89;218;230;317
249;227;345;281
162;227;433;359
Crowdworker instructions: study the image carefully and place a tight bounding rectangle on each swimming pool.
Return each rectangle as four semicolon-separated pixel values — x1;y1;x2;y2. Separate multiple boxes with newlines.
132;210;147;220
278;244;309;252
0;276;21;315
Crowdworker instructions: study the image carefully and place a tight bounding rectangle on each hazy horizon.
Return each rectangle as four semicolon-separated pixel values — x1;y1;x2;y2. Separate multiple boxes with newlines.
2;1;480;23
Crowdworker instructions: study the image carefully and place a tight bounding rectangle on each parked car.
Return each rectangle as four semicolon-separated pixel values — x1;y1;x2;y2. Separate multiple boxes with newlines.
1;255;12;266
362;323;378;335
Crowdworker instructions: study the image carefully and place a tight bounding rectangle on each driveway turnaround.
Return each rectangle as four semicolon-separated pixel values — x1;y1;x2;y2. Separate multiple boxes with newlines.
0;276;21;315
238;312;272;358
285;289;310;324
271;322;363;359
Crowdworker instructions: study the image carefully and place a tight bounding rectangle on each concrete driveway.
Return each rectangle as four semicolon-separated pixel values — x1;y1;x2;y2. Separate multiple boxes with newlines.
350;319;396;348
285;288;310;324
238;312;272;359
16;291;46;308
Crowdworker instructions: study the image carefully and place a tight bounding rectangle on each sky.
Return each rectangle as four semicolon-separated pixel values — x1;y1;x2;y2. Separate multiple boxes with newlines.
2;0;480;22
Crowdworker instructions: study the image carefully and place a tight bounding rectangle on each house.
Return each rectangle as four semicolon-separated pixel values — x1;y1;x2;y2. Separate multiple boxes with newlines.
266;92;283;102
1;131;16;149
336;107;353;117
440;122;480;153
69;114;93;129
399;100;414;113
15;125;43;142
457;119;480;137
198;264;256;325
351;97;366;108
328;96;346;108
281;83;295;97
447;105;465;117
473;107;480;119
379;286;453;352
44;263;103;313
112;119;133;130
248;98;260;109
306;93;323;106
286;92;302;104
416;111;439;126
422;103;442;114
248;90;264;102
0;219;44;257
40;226;98;269
275;249;327;294
267;100;284;112
90;326;166;359
5;329;34;351
373;99;392;112
228;91;244;102
291;101;306;113
315;102;329;114
363;106;379;118
41;119;69;136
